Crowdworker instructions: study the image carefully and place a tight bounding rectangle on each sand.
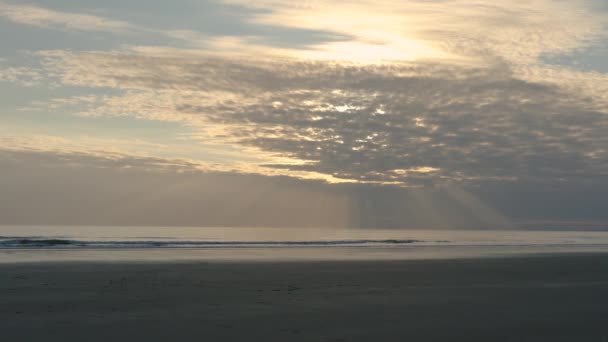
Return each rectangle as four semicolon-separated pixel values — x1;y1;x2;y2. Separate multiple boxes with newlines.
2;254;608;341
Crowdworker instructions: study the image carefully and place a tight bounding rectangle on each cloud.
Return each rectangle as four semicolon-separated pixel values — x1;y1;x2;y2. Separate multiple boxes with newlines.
4;0;608;189
6;1;604;65
221;0;608;64
0;1;135;33
0;132;355;183
0;66;43;86
33;48;608;187
0;1;221;48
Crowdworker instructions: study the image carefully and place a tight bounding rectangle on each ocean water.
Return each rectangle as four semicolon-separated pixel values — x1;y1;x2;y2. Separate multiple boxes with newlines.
1;225;608;262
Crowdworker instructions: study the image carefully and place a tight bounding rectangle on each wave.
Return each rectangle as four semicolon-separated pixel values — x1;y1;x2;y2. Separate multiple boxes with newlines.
1;238;75;247
0;238;426;249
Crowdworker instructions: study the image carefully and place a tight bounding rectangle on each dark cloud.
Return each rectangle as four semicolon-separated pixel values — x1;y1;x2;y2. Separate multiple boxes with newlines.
173;61;608;186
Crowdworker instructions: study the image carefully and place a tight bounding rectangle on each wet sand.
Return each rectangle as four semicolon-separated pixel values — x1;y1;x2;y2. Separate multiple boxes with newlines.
2;254;608;341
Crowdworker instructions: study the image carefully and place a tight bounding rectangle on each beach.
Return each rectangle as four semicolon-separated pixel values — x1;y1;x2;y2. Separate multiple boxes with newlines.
2;254;608;341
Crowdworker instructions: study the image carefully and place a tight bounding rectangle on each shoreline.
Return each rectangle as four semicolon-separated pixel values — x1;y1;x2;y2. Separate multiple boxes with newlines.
2;244;608;264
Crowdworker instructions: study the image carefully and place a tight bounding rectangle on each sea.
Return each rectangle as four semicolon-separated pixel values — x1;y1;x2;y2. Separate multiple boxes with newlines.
1;225;608;262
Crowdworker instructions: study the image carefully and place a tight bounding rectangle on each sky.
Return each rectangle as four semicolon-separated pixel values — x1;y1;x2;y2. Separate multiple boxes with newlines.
1;0;608;229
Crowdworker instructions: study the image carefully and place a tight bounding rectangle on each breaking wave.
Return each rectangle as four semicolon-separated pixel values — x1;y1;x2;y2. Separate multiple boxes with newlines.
0;237;427;249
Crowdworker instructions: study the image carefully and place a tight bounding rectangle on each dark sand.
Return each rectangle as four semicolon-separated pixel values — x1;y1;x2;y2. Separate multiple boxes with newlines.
2;254;608;341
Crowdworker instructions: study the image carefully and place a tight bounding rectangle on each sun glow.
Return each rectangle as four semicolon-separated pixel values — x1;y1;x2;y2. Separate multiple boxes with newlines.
302;39;451;63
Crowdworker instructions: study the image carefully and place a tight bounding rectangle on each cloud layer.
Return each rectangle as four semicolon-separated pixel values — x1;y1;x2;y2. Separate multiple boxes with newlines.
0;1;133;33
31;48;608;187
